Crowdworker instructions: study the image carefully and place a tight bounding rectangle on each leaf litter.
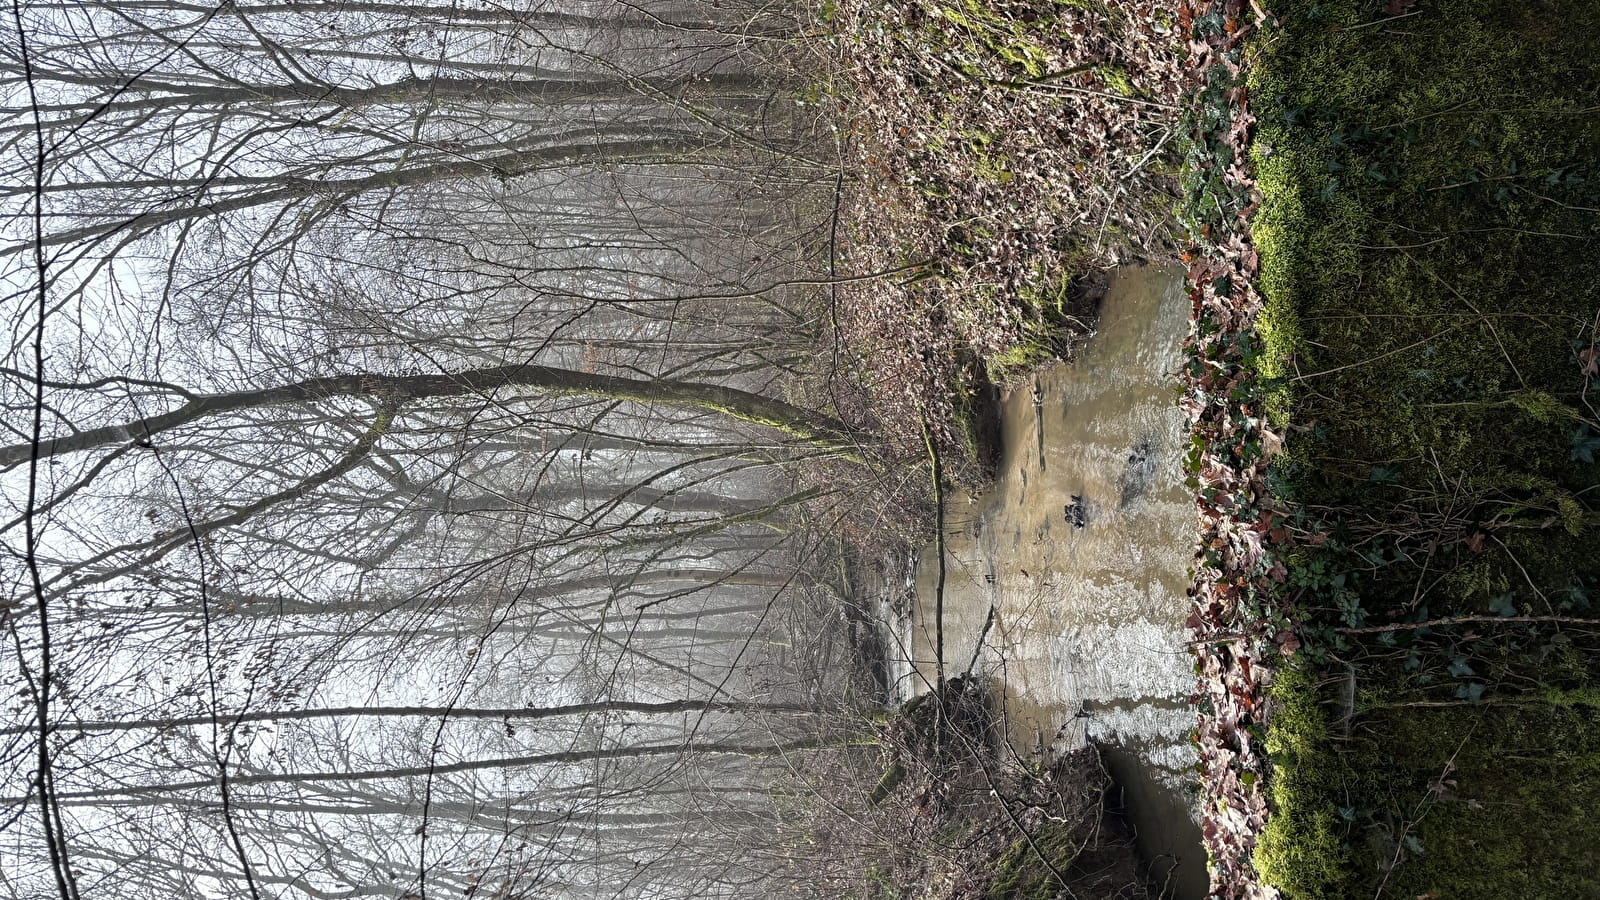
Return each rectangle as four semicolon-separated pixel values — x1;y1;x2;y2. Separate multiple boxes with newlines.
1178;1;1292;897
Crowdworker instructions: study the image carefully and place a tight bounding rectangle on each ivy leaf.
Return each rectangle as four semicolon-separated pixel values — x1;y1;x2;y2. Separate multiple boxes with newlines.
1571;425;1600;464
1489;593;1519;617
1448;657;1475;678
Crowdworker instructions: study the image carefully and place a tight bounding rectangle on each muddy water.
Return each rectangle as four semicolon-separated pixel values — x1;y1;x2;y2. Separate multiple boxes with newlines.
889;265;1207;899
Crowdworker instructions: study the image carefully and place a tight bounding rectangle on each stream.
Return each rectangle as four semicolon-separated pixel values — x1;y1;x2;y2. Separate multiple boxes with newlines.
885;265;1207;899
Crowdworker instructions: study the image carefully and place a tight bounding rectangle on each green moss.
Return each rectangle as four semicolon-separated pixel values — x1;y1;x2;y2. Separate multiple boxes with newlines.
1247;0;1600;895
1543;686;1600;709
1258;662;1600;899
985;821;1083;900
985;339;1053;381
1094;65;1137;98
981;272;1086;385
1251;0;1600;607
1255;661;1350;898
868;761;908;806
1376;705;1600;900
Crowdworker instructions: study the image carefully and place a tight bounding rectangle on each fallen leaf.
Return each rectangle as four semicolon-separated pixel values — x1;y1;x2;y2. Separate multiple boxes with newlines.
1259;427;1283;458
1579;346;1599;377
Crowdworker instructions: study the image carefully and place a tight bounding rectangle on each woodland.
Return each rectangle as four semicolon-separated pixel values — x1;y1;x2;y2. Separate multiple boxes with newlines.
3;0;1597;899
2;3;879;897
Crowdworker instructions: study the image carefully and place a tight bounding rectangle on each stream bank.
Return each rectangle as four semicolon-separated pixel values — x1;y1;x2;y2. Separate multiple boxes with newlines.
883;265;1207;899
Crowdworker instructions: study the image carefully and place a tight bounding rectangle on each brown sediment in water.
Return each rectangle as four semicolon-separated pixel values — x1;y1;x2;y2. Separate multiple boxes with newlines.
888;264;1207;899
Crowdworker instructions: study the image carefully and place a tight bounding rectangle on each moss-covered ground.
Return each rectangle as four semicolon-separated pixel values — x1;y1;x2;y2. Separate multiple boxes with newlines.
1246;0;1600;895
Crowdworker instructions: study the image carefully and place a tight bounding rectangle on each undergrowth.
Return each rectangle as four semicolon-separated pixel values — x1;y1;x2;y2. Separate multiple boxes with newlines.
1246;0;1600;895
824;0;1185;459
776;677;1154;899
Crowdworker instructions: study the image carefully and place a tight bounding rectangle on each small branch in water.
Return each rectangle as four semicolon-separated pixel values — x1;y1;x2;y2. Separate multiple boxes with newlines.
1032;376;1046;473
920;415;947;689
965;605;997;677
1186;634;1252;645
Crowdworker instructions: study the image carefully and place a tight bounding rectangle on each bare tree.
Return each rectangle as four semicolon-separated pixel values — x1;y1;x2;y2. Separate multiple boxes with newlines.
0;2;875;897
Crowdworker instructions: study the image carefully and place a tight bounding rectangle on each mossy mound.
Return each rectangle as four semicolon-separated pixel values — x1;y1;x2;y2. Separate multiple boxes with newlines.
1248;0;1600;896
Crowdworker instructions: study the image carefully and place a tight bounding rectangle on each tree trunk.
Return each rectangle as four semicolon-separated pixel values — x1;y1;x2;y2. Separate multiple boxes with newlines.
3;698;818;737
36;737;848;800
0;363;855;468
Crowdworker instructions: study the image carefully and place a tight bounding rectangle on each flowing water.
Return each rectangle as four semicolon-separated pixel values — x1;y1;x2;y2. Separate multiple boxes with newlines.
886;265;1207;899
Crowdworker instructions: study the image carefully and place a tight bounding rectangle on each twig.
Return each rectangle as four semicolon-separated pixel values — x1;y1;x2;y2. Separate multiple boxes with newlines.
1338;614;1600;634
1341;9;1424;31
964;605;997;677
1487;533;1551;611
1121;125;1176;182
920;416;948;688
1373;728;1474;900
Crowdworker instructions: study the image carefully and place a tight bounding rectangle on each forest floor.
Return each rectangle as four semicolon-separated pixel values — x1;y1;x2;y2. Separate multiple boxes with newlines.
1227;0;1600;897
822;0;1184;462
1161;0;1600;895
785;677;1157;900
826;0;1600;898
